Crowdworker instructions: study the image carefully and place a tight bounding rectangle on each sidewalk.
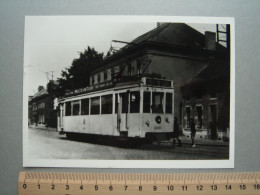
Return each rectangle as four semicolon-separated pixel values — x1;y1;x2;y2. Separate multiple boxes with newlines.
166;135;229;147
29;125;57;131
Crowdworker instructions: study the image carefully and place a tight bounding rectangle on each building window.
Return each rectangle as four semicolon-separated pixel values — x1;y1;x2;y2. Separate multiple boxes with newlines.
196;106;203;129
132;63;136;75
90;76;93;85
111;68;115;80
92;76;95;85
130;91;140;113
91;97;100;115
81;98;89;115
104;71;107;81
143;91;151;113
127;63;132;76
101;95;113;114
39;114;45;124
97;74;101;83
33;103;37;111
152;92;164;113
210;93;217;99
72;101;80;116
38;102;45;109
65;102;71;116
185;106;191;128
137;59;141;75
166;93;173;114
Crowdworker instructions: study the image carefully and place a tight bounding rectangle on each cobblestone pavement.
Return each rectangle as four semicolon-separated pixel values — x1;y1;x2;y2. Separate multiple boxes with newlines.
27;128;229;160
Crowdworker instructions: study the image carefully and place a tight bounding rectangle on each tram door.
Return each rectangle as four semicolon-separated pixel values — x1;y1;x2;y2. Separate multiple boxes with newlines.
116;92;129;135
210;105;217;139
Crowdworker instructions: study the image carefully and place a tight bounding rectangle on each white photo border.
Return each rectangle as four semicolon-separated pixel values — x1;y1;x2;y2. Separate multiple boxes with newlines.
23;16;235;168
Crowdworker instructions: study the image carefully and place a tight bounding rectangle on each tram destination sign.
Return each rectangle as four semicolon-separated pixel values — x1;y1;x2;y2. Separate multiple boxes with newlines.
64;81;114;97
146;78;172;87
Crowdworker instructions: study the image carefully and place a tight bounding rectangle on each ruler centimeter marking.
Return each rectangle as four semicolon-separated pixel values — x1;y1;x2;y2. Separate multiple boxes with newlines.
19;172;260;195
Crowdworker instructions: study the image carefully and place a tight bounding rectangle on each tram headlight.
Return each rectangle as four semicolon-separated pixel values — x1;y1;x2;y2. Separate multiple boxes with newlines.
145;121;150;127
165;117;170;123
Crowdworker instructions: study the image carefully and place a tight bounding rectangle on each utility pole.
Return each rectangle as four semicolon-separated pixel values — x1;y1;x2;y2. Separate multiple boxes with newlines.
45;71;55;82
216;24;230;51
51;71;54;80
45;72;49;82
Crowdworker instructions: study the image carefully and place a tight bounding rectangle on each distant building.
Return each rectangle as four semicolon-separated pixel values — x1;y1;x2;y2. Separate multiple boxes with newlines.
28;86;57;128
88;23;229;140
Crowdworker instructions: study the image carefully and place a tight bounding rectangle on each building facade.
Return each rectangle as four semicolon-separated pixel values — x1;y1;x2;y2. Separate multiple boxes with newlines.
181;55;230;141
28;86;57;128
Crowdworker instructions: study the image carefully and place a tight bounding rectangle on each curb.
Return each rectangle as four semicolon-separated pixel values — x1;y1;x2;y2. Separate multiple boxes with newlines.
29;126;57;131
168;138;229;147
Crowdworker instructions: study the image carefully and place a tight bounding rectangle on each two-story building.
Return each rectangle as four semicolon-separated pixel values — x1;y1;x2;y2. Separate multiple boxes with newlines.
28;86;57;128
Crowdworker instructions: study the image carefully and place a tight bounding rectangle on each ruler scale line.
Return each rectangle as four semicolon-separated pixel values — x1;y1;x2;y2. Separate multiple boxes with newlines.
18;172;260;195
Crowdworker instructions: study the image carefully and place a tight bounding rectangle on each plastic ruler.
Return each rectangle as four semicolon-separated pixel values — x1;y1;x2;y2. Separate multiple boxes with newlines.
18;172;260;195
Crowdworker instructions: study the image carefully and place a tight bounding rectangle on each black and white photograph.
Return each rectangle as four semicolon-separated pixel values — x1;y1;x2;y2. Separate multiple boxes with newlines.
23;16;235;168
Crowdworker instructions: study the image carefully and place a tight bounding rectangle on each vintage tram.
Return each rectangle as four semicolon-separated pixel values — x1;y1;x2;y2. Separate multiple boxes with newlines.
57;77;174;142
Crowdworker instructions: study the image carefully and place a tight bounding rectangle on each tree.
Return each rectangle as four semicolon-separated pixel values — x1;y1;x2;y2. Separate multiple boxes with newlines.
47;46;104;97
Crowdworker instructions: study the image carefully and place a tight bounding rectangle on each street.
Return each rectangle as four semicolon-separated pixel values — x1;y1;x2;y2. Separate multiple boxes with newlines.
28;127;229;160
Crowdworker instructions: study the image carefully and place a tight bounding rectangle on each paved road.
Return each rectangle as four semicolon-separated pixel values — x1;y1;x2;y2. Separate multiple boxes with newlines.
28;128;229;160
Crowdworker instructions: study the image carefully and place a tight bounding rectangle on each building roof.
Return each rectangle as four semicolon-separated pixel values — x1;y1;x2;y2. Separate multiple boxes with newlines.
92;23;227;73
181;58;230;98
30;88;48;100
122;23;226;52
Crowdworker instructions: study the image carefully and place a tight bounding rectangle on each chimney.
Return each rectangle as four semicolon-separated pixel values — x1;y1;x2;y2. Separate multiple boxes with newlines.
157;22;163;27
205;31;216;50
38;86;44;92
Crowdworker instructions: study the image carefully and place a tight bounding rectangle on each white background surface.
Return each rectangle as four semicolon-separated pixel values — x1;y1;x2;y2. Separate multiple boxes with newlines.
0;0;260;194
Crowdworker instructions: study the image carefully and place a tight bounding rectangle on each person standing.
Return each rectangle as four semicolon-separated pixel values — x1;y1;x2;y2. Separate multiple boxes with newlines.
190;118;196;147
173;117;182;148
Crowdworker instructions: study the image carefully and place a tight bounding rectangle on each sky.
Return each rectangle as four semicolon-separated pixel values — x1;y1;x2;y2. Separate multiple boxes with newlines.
24;16;223;96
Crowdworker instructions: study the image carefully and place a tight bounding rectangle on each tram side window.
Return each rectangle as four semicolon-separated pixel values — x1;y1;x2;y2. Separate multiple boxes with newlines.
65;102;71;116
101;95;113;114
152;92;164;113
72;101;80;116
143;91;151;113
166;93;173;114
130;91;140;113
91;97;100;115
81;98;89;115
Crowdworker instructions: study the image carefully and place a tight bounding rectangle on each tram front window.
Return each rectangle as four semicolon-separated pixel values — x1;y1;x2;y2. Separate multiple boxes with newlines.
152;92;164;113
166;93;173;114
143;91;151;113
130;91;140;113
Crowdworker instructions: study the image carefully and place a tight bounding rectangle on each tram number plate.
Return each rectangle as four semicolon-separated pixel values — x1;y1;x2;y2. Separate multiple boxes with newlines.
154;126;162;130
